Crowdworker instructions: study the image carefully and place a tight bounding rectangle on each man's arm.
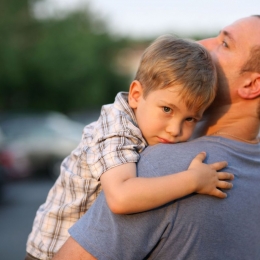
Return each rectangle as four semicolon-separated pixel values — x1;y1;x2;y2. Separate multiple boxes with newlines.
52;237;96;260
53;189;171;260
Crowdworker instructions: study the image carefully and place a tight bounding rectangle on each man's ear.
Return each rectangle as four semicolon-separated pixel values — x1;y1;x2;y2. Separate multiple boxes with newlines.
238;73;260;99
128;80;143;109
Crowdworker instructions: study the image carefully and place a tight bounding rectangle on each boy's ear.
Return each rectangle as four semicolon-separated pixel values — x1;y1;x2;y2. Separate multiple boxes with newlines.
128;80;143;109
238;73;260;99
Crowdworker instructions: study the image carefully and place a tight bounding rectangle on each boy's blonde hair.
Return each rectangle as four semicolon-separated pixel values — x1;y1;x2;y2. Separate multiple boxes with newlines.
135;35;217;112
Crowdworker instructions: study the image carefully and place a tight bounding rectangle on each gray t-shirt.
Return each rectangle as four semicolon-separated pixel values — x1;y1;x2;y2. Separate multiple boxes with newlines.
69;136;260;260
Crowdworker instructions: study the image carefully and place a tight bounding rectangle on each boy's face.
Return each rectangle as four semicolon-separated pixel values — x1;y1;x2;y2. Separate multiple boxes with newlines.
128;81;204;145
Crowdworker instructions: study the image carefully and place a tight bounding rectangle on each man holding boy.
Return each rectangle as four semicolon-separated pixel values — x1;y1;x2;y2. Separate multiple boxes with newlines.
53;15;260;260
26;34;235;260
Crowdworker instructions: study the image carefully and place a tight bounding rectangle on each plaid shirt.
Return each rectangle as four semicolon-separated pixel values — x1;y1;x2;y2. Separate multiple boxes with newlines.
26;92;147;259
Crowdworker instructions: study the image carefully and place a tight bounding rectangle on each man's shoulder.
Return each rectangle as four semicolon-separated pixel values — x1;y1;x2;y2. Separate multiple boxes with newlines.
137;136;221;177
142;137;210;157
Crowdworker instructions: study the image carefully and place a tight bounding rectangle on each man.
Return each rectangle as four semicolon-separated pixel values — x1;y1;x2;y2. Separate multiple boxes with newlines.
53;16;260;260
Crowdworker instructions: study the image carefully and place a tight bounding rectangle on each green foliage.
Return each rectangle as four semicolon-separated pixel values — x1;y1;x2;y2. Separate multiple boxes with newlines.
0;0;130;113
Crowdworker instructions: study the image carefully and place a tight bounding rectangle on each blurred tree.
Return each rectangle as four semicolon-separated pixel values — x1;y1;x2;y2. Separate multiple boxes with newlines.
0;0;130;113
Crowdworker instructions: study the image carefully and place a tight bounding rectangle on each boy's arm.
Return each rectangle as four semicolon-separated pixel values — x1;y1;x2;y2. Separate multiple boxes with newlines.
101;152;234;214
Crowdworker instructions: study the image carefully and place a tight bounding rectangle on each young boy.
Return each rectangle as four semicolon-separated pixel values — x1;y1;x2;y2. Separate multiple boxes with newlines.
25;35;233;260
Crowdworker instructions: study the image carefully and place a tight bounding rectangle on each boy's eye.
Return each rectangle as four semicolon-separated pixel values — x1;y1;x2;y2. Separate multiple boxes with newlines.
186;117;195;122
163;107;172;113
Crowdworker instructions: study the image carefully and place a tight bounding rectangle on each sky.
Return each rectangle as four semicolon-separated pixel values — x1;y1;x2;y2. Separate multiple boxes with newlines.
34;0;260;38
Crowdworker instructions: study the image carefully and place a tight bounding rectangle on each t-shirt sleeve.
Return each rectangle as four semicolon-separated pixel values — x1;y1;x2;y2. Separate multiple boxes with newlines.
69;191;173;260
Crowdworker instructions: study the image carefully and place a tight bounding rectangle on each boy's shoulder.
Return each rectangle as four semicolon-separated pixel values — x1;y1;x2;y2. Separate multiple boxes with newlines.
113;92;131;113
101;91;136;125
82;91;142;139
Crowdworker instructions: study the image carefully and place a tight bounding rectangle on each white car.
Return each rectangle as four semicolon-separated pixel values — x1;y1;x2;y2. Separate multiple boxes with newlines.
0;112;86;180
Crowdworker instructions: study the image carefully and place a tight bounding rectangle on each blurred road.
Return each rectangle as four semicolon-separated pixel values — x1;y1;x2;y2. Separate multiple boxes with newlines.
0;177;54;260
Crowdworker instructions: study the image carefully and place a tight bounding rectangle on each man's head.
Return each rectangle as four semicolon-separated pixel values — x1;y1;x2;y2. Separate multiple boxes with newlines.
199;16;260;108
128;35;217;145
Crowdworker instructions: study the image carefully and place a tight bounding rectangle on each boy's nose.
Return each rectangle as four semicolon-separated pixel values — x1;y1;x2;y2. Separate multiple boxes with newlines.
166;124;181;137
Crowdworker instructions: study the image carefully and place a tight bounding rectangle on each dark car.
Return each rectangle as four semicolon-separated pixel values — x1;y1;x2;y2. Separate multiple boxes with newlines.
0;112;86;180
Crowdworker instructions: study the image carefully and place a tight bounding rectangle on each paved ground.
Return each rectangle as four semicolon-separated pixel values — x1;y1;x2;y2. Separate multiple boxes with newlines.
0;177;53;260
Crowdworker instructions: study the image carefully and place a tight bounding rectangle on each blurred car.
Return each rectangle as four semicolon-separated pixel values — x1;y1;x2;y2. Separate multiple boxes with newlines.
0;111;86;180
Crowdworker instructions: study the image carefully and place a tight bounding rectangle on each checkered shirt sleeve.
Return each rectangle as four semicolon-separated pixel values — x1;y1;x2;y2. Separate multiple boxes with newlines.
84;93;146;180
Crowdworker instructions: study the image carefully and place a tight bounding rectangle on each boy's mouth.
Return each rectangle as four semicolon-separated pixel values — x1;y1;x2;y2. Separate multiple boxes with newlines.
157;137;173;144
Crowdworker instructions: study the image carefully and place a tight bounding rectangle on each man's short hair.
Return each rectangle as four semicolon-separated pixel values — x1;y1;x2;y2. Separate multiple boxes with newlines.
240;15;260;74
240;15;260;119
134;35;217;112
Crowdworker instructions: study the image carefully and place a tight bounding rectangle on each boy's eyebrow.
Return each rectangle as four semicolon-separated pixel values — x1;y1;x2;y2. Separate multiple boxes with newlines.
194;113;203;120
159;100;180;110
160;99;203;119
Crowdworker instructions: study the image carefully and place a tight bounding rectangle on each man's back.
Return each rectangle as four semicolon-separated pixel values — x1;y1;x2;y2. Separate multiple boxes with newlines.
69;135;260;260
137;135;260;259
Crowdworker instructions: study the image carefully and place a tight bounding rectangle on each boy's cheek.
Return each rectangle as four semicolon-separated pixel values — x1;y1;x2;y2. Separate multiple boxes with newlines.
184;128;196;141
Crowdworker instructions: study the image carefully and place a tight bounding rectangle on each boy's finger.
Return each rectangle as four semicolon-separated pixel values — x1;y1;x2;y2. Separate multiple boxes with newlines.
217;180;233;189
193;152;207;162
217;172;234;180
212;189;227;199
209;161;228;171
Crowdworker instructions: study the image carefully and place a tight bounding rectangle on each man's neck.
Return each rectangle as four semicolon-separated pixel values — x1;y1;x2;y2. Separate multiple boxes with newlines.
192;102;260;143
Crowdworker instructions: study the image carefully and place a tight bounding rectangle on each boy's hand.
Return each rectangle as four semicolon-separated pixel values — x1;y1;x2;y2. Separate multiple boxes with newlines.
188;152;234;198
